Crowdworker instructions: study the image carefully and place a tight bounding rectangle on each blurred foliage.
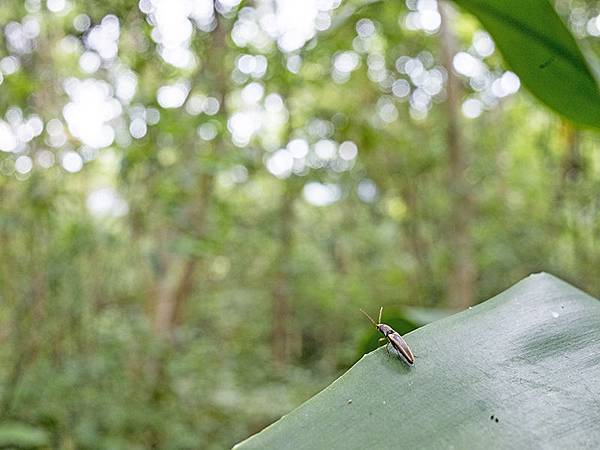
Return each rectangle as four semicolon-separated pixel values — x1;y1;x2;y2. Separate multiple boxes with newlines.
0;0;599;448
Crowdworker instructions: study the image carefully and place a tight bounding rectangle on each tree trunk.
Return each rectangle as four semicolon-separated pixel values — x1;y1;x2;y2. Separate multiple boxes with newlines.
560;121;582;183
440;2;476;309
152;173;214;338
402;181;434;303
151;13;226;339
272;183;295;369
147;15;227;447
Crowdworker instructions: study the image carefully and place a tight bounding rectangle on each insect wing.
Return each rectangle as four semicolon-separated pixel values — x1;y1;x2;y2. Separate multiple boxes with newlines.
387;332;414;365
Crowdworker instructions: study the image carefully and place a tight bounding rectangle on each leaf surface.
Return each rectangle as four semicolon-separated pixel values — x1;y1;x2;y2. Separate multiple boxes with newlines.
235;273;600;449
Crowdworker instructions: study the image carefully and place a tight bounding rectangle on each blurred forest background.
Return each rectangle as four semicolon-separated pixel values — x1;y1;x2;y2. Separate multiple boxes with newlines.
0;0;599;448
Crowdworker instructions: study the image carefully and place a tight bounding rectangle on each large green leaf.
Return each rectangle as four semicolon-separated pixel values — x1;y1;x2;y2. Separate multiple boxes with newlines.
234;273;600;449
452;0;600;129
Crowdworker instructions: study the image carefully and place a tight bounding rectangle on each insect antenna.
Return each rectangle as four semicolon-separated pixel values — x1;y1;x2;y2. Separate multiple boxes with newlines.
378;306;383;324
359;309;377;327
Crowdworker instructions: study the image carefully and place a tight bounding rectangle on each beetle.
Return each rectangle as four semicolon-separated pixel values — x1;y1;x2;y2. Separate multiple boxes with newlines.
360;307;415;365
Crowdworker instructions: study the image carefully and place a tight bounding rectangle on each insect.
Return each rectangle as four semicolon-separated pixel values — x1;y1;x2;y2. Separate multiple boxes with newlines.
360;307;415;365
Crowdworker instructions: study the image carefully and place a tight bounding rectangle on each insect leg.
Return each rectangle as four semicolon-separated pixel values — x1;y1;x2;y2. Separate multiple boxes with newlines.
385;343;393;358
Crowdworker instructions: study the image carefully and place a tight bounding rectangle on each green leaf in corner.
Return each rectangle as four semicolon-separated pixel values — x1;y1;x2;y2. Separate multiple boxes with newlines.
234;273;600;449
453;0;600;129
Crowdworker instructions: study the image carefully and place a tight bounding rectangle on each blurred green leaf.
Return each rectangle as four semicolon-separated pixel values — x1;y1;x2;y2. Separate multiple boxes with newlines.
0;422;50;449
235;273;600;449
453;0;600;128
